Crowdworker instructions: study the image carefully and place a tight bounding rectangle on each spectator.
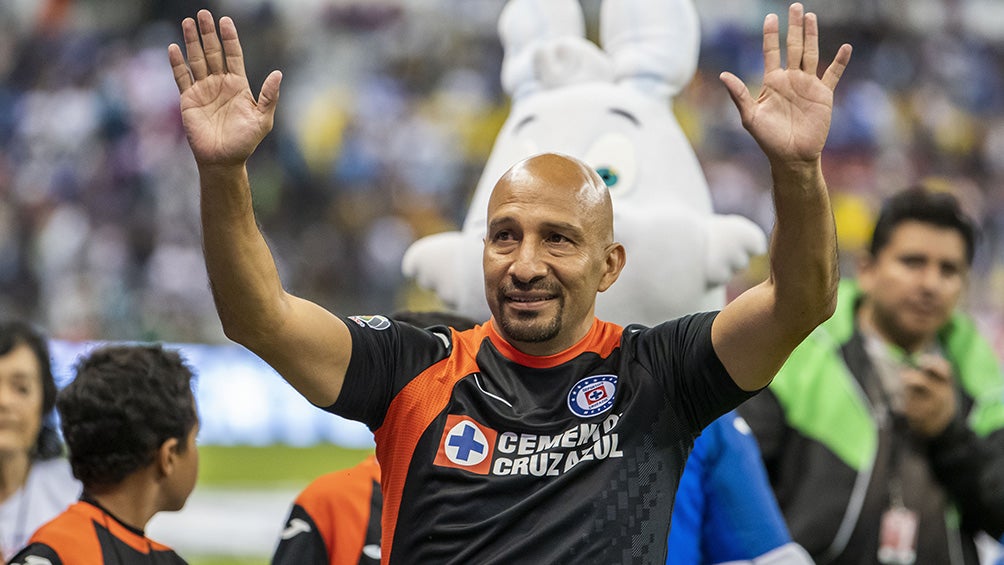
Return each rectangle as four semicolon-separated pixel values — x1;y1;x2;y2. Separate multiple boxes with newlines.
739;187;1004;564
0;321;79;560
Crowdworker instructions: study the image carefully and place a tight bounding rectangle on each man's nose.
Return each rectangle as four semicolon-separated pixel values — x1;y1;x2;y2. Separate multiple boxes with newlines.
919;265;945;292
509;241;548;282
0;382;12;408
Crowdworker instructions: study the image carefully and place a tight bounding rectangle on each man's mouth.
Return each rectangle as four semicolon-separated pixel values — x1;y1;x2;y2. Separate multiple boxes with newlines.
507;294;553;303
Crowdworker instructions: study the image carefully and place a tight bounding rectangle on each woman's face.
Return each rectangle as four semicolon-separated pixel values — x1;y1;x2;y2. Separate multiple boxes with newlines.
0;343;44;458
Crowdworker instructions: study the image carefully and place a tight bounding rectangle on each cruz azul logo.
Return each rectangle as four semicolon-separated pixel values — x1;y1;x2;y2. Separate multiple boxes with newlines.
434;415;498;475
567;375;618;417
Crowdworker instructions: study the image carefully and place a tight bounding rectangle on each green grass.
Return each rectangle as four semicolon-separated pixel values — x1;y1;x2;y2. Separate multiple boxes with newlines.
184;444;375;564
197;443;374;489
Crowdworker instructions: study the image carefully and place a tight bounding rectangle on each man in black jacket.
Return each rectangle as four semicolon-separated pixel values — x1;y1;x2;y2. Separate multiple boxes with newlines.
739;187;1004;564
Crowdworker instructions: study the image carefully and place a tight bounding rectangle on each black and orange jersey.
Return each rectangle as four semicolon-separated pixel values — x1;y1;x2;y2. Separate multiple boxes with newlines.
272;454;382;565
330;312;755;564
7;499;186;565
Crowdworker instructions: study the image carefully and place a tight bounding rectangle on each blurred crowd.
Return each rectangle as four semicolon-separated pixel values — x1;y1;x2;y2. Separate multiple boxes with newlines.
0;0;1003;355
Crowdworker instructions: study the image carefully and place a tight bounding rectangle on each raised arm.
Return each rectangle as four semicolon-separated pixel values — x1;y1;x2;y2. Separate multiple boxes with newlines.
713;3;852;391
168;11;351;406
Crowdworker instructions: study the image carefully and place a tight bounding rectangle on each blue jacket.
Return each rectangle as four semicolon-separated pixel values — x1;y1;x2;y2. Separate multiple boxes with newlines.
666;411;797;563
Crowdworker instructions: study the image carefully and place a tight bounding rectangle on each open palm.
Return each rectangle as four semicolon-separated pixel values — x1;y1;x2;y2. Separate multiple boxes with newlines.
168;11;281;168
720;3;851;165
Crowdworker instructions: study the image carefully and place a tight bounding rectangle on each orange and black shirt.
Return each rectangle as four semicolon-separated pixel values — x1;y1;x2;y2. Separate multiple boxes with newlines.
272;454;382;565
7;498;186;564
330;312;755;565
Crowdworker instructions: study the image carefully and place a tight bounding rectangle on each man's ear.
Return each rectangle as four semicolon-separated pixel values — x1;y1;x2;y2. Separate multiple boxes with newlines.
157;437;181;478
598;243;626;293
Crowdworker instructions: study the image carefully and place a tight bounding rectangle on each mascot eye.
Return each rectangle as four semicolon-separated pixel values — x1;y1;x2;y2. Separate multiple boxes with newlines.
583;133;636;196
596;167;619;187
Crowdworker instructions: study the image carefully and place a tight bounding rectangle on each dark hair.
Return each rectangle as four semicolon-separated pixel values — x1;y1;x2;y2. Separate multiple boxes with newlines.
0;320;61;460
869;187;977;265
57;344;197;490
392;310;480;332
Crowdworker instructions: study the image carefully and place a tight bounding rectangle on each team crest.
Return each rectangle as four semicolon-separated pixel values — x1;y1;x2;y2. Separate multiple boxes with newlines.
567;375;618;417
348;315;391;330
433;415;498;475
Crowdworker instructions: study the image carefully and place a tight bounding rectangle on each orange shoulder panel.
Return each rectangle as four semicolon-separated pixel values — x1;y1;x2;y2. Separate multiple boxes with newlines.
28;502;103;563
30;501;175;561
373;326;485;560
296;454;380;564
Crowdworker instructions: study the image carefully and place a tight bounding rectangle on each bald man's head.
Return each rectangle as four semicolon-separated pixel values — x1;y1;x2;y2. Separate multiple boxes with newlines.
482;152;626;356
489;153;615;243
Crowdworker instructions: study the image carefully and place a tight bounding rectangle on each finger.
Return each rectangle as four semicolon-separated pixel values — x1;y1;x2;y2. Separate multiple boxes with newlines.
762;14;781;74
901;368;931;390
719;72;755;126
802;13;819;74
903;380;935;403
916;354;953;383
258;70;283;119
219;17;246;78
182;17;208;81
168;44;193;93
785;3;804;71
197;10;226;75
821;44;852;91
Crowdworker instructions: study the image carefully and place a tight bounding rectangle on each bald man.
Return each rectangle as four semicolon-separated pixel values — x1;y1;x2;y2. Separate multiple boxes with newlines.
170;3;850;563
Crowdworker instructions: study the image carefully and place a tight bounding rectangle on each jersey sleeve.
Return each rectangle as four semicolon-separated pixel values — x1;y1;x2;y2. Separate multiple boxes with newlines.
326;316;453;429
7;543;63;565
632;311;758;432
271;504;328;565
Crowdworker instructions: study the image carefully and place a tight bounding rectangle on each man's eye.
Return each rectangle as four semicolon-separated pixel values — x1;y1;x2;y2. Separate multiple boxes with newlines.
941;263;961;277
547;234;570;244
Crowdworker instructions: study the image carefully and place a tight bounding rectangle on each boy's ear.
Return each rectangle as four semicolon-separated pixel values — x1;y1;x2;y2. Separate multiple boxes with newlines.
157;437;181;478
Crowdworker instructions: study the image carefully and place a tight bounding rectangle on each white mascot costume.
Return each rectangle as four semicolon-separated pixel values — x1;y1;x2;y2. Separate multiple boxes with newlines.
402;0;767;326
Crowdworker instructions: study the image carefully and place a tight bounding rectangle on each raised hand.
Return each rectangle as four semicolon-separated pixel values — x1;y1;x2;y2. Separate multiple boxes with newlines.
168;11;282;169
902;354;959;438
719;3;852;166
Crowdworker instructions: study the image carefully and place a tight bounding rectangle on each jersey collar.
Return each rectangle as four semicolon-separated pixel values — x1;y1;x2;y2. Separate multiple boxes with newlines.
485;317;622;369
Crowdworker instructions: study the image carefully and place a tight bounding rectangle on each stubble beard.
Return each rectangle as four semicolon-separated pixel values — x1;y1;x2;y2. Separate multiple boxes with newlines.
873;300;941;352
497;296;564;344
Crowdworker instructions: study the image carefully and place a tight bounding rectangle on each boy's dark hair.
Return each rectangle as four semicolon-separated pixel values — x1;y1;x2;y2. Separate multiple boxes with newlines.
0;320;61;460
392;310;480;332
57;344;197;490
870;187;977;265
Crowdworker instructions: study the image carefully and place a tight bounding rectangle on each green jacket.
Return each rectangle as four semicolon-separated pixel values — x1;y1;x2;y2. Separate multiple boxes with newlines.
738;280;1004;564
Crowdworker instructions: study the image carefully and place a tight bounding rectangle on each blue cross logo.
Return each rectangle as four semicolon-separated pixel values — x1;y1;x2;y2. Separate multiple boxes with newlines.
588;388;606;402
448;424;485;462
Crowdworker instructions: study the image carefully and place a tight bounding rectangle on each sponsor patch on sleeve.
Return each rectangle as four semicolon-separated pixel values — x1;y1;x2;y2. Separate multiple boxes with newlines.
348;315;392;330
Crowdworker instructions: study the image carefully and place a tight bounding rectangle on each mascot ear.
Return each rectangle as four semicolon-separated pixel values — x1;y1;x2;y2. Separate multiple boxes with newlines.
600;0;700;98
499;0;587;99
533;37;614;91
